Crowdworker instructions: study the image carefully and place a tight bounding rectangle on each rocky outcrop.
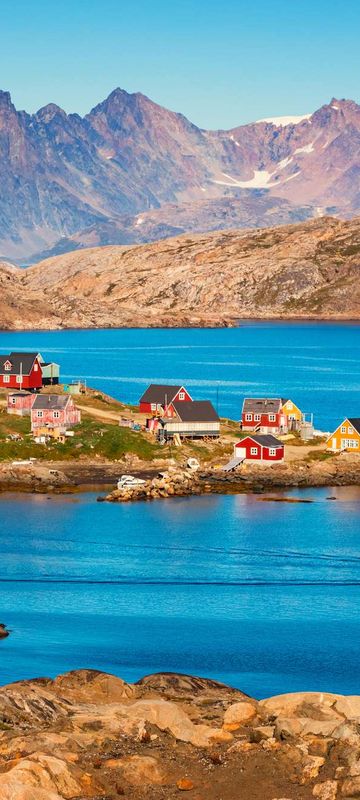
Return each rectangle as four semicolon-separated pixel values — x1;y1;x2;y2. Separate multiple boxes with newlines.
104;467;202;502
1;669;360;798
3;215;360;328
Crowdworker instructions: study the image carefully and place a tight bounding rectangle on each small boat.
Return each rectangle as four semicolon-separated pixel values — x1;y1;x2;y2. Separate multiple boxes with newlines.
117;474;146;489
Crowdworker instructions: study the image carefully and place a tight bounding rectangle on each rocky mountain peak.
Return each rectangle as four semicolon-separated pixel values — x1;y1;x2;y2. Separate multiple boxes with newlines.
0;87;360;261
35;103;68;123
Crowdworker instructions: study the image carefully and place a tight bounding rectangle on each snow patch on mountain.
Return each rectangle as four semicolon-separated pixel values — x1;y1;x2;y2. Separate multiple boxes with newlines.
256;114;312;127
294;142;315;155
214;170;274;188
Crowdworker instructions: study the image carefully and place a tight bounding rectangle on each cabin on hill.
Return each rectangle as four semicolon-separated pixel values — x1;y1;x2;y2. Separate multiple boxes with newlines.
327;418;360;452
281;398;303;429
234;434;285;463
159;400;220;440
37;353;60;385
0;352;43;391
139;384;192;415
31;394;81;436
241;398;288;434
7;391;35;416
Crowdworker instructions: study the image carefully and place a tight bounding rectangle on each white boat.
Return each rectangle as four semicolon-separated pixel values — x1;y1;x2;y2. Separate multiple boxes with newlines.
117;474;146;489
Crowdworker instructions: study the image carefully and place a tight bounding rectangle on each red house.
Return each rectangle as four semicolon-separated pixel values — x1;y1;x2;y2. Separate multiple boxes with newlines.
241;398;288;435
0;353;43;391
7;391;35;416
234;434;285;463
139;384;192;415
31;395;81;433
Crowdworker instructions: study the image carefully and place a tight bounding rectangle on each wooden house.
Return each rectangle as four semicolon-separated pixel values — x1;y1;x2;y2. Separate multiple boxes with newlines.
281;398;303;430
139;384;192;415
234;434;285;463
7;391;35;416
159;400;220;440
327;418;360;452
241;398;288;434
37;354;60;385
0;352;43;391
31;395;81;434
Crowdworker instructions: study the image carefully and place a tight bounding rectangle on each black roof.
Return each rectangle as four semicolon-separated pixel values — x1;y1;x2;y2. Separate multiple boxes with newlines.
140;384;185;404
0;352;38;375
347;418;360;434
32;395;69;410
242;398;282;414
242;434;284;448
171;400;220;422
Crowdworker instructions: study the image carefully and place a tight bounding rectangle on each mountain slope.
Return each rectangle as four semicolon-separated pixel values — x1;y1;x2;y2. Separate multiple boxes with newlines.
1;89;360;260
2;216;360;329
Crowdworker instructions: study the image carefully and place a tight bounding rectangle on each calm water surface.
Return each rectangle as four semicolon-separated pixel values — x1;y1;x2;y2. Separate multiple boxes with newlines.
1;487;360;697
1;324;360;696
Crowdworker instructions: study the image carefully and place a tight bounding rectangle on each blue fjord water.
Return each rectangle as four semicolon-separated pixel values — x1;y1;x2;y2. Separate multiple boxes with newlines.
0;323;360;697
0;321;360;429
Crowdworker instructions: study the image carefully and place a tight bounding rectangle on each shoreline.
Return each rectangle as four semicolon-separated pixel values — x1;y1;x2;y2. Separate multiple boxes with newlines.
1;452;360;498
2;316;360;333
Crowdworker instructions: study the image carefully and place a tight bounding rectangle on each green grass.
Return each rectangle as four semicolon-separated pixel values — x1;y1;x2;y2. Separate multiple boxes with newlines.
0;413;161;462
305;449;335;463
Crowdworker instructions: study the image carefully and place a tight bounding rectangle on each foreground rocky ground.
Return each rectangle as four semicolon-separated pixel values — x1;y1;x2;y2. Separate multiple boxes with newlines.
1;668;360;799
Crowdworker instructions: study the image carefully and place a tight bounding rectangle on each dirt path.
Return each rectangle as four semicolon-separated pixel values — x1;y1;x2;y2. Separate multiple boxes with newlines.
77;404;122;424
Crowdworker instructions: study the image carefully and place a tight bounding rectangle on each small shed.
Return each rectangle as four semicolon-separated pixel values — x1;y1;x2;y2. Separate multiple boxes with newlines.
234;434;285;463
7;391;34;416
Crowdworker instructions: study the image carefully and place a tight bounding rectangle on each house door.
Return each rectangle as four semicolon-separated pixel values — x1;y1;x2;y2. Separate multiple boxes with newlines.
332;437;337;450
235;447;246;459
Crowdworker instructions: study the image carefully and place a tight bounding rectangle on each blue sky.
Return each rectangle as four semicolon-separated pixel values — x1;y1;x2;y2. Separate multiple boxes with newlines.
1;0;359;128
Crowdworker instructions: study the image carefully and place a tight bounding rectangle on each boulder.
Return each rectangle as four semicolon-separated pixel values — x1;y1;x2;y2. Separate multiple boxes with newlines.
313;782;338;800
0;753;80;798
116;755;168;786
223;701;257;730
342;775;360;796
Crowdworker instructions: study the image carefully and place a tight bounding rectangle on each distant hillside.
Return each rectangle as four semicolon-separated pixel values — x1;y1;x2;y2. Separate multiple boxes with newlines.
0;87;360;261
2;216;360;329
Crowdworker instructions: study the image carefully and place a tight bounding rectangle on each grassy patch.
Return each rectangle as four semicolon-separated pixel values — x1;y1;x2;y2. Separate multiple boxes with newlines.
0;413;161;462
305;449;335;462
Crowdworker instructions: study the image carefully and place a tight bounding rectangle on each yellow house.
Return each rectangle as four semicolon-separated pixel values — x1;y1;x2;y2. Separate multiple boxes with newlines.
327;418;360;452
281;399;303;426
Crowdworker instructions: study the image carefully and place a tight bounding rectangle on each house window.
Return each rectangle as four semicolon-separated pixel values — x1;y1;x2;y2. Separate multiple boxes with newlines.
341;439;359;449
341;426;346;433
53;411;60;419
348;427;354;434
3;375;10;383
245;413;252;421
151;403;156;411
250;447;258;455
34;364;38;371
269;448;276;456
11;397;16;404
287;403;293;410
37;410;43;418
268;414;276;422
4;362;11;371
254;414;260;421
16;375;22;383
178;392;185;400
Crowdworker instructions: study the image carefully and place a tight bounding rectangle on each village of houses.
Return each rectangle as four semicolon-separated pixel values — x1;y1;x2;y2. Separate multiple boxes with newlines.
0;350;360;488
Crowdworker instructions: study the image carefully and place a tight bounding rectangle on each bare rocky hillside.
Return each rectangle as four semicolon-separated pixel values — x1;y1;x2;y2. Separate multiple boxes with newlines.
2;215;360;329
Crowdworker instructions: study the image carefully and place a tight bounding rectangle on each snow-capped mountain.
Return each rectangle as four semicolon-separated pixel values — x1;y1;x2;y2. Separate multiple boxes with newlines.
0;88;359;261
